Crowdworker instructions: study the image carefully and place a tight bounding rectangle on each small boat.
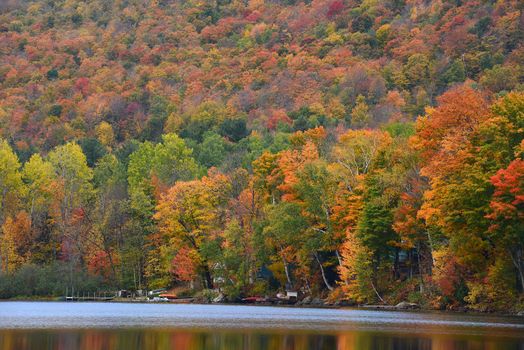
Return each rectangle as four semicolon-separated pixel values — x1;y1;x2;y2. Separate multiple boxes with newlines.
158;293;194;304
241;296;266;303
159;293;178;300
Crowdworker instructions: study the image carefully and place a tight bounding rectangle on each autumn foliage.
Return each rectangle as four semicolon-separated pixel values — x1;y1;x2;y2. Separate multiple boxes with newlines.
0;0;522;311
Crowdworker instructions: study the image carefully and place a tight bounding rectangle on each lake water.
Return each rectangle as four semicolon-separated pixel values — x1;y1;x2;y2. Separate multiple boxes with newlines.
0;302;523;350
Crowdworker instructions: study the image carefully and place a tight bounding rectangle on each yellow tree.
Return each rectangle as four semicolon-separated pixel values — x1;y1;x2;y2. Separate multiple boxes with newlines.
95;121;115;149
0;139;25;273
48;142;94;291
153;169;231;289
23;154;55;219
351;95;371;128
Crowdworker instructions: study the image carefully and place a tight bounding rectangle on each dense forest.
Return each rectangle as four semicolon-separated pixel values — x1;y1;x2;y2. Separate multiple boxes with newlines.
0;0;523;312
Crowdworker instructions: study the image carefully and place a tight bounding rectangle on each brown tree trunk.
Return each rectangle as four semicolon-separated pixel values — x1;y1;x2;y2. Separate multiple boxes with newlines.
510;248;524;292
202;263;213;289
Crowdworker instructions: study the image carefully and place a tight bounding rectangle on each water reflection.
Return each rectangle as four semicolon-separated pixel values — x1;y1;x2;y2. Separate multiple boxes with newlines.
1;329;523;350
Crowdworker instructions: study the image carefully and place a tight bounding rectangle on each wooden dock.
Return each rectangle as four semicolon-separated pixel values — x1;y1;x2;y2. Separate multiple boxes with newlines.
65;296;114;301
64;288;114;301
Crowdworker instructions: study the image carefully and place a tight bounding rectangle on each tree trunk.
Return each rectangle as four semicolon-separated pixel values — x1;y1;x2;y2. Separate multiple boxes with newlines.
370;280;384;303
416;244;424;293
280;251;292;286
426;230;435;267
278;245;293;286
314;252;333;291
106;250;118;288
137;261;142;289
335;250;343;267
0;238;4;274
408;250;413;279
283;261;292;286
303;277;312;294
133;267;137;291
510;248;524;292
202;263;213;289
0;189;5;274
394;248;400;279
371;253;384;303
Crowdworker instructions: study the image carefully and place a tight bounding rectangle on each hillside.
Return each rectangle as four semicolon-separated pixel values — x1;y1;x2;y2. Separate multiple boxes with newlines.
1;0;522;152
0;0;523;311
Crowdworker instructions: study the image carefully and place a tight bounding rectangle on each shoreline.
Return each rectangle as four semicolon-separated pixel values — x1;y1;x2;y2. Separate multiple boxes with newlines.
2;298;523;318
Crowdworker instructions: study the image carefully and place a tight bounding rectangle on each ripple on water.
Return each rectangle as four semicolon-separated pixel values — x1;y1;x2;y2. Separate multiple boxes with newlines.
0;302;524;336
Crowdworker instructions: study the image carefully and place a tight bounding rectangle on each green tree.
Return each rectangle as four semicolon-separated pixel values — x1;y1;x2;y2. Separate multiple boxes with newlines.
153;133;200;185
128;133;199;217
128;141;157;217
197;131;226;168
294;160;340;290
263;202;307;287
403;54;431;89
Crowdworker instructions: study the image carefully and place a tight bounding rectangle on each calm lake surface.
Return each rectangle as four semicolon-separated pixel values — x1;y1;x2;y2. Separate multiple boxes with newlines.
0;302;523;350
